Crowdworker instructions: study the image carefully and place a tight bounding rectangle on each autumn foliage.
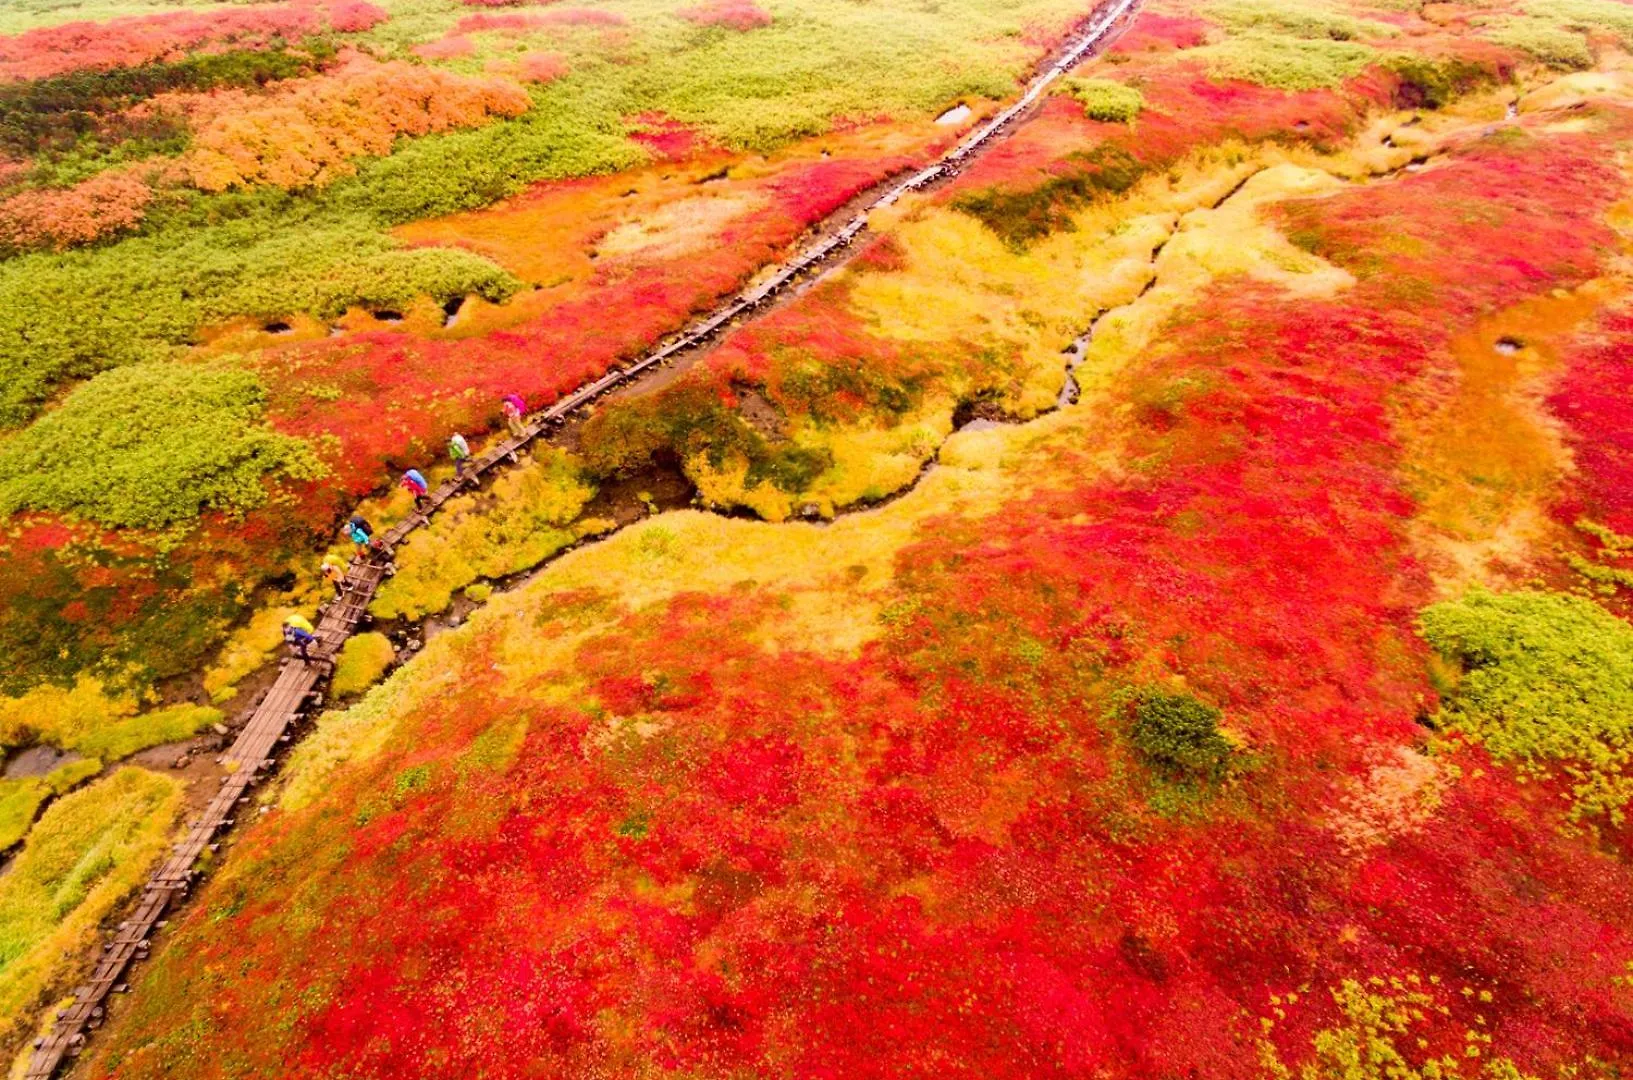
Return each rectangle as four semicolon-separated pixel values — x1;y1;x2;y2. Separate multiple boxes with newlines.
7;0;1633;1072
0;1;386;82
0;166;152;251
178;60;531;192
516;51;571;83
677;0;774;31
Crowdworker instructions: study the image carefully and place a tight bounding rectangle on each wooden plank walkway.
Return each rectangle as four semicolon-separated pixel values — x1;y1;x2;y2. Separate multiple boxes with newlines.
23;1;1138;1073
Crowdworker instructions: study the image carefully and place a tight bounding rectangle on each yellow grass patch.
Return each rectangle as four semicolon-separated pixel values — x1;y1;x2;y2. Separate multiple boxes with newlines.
0;768;180;1056
1398;281;1623;593
598;193;768;259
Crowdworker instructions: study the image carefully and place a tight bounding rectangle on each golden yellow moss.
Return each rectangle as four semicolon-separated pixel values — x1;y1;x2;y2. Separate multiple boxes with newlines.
0;768;181;1054
0;680;218;761
370;447;599;620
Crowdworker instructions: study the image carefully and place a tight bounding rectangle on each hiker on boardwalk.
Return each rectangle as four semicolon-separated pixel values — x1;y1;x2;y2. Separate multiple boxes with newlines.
401;468;429;510
449;432;471;478
320;554;348;597
345;515;375;558
501;393;527;438
283;613;317;663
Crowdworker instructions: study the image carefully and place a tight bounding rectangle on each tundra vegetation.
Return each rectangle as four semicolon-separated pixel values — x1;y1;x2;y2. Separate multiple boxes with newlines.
2;0;1633;1073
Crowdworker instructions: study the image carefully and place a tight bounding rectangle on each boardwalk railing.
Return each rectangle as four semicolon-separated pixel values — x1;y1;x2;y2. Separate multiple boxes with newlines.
23;1;1139;1073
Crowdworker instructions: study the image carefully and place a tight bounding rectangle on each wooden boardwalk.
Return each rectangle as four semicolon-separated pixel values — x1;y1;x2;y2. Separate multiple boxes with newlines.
23;1;1138;1073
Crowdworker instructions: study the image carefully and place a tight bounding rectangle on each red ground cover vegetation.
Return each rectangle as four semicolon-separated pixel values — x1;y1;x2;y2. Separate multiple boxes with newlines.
1547;299;1633;606
676;0;774;32
627;113;707;158
457;8;627;29
260;148;919;498
0;0;386;82
1551;305;1633;535
1104;9;1208;53
411;34;476;59
83;84;1633;1080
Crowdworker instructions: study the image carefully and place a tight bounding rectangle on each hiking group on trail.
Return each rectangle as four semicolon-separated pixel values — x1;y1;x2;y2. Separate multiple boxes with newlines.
283;395;529;666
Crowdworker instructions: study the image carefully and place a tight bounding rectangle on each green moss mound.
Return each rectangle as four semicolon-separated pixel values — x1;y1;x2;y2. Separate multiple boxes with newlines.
1488;17;1594;69
1062;78;1145;122
331;632;395;698
71;703;220;761
1128;690;1233;781
1421;589;1633;824
1206;0;1397;42
1196;31;1378;90
0;362;323;529
0;759;100;852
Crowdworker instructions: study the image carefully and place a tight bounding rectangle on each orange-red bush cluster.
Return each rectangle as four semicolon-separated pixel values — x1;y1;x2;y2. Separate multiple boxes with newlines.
412;34;477;59
0;1;386;82
455;9;627;32
517;52;571;83
0;167;152;251
177;59;531;192
676;0;773;31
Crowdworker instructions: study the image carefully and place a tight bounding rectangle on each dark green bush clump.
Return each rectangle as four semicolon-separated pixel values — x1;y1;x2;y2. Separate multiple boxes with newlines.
954;145;1144;250
1383;55;1503;109
1129;690;1233;780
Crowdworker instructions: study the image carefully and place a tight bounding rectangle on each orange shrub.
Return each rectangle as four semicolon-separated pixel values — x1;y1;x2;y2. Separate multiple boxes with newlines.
412;34;475;59
516;51;569;83
0;168;153;251
180;60;531;192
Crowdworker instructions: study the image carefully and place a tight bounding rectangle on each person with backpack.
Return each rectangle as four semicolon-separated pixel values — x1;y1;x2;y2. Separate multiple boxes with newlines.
449;432;471;478
501;393;527;438
283;613;317;663
320;554;348;597
401;468;429;510
345;515;374;558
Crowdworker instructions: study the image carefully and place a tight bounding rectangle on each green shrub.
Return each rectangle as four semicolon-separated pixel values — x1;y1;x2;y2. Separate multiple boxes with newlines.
1420;590;1633;824
331;632;395;698
1062;78;1144;123
1487;17;1593;69
0;362;323;529
1128;690;1233;780
1196;32;1378;90
71;703;220;761
1206;0;1397;41
262;246;522;320
0;208;522;427
1526;0;1633;47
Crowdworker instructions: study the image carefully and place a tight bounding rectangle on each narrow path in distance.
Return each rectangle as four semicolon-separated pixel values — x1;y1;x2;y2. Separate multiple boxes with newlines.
24;2;1140;1073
